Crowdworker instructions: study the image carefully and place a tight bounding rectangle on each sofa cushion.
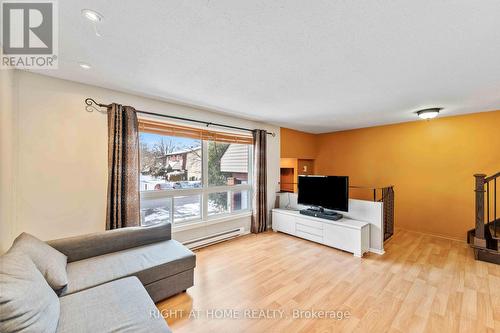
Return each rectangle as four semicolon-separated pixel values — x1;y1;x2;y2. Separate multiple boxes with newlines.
0;252;60;333
10;232;68;291
57;277;170;333
61;239;195;296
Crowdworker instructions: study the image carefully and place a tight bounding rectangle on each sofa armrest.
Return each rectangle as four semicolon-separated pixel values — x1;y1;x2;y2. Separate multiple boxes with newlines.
47;223;171;262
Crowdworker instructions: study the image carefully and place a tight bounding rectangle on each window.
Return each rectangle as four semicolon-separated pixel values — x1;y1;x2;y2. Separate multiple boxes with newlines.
208;192;229;216
139;121;253;226
231;190;249;212
140;197;172;226
173;195;201;222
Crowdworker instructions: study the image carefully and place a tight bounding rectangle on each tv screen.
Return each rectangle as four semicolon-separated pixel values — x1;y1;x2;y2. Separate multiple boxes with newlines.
297;175;349;212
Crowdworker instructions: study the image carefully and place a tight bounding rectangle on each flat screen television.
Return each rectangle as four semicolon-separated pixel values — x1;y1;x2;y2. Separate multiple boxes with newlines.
297;175;349;212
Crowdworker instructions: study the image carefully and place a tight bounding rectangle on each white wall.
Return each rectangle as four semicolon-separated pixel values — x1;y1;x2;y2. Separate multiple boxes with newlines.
0;70;17;252
0;71;280;252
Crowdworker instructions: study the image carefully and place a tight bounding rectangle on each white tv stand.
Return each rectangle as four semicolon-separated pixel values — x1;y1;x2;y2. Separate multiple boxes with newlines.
272;208;370;257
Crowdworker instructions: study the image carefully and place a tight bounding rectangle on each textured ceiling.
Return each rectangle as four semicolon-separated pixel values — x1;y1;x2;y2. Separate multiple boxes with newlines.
35;0;500;133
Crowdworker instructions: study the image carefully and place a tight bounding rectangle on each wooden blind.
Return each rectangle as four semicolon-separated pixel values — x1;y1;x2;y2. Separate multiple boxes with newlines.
138;118;254;144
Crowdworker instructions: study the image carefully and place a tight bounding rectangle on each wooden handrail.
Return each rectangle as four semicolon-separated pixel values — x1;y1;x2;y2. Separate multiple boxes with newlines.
485;172;500;182
350;185;395;189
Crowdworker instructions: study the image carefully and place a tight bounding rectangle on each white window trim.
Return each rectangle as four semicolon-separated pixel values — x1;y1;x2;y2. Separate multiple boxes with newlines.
139;137;254;229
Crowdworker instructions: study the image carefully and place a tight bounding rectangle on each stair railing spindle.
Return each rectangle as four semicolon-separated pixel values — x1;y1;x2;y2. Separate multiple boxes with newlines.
487;181;490;224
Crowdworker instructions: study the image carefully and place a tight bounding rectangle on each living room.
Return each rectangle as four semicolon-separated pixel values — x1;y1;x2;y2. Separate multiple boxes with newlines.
1;1;500;333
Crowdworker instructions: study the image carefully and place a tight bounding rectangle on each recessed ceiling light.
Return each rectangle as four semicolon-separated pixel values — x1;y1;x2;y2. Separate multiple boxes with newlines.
79;62;92;70
416;108;441;120
81;9;103;23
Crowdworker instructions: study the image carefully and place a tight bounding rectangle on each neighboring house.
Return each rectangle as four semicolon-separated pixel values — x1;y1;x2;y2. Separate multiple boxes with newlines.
220;144;249;185
162;147;202;181
220;144;250;210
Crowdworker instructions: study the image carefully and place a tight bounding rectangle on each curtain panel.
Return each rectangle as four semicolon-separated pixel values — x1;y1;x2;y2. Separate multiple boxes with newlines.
251;129;268;233
106;103;140;229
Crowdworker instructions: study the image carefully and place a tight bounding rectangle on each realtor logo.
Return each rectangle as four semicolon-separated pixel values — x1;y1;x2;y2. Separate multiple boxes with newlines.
1;0;58;69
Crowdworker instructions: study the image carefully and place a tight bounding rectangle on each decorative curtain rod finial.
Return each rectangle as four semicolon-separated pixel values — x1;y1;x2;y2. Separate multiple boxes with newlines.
85;98;109;113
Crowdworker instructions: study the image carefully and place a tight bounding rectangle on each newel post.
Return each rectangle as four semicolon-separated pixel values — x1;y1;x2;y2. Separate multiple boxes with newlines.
474;174;487;247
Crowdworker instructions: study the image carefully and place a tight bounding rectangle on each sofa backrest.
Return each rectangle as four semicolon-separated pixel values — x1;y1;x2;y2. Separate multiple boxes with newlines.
47;223;171;262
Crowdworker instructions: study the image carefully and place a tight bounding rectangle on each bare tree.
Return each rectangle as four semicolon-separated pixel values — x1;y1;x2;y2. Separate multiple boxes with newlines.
152;138;175;156
140;138;176;180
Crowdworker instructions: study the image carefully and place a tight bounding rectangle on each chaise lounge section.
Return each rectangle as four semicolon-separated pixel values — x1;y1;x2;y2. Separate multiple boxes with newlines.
56;276;168;332
49;222;196;302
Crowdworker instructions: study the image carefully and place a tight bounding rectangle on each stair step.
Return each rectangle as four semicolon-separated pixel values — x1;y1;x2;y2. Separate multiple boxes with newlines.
489;224;500;241
473;247;500;265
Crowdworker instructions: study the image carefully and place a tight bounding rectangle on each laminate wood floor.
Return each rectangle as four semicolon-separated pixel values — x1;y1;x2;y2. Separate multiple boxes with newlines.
156;230;500;332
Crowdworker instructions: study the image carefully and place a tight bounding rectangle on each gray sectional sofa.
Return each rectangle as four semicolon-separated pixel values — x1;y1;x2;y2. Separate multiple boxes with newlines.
0;222;196;333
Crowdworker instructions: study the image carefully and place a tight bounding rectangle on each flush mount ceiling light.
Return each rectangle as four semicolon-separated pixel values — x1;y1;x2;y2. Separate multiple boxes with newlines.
416;108;441;120
81;9;103;22
81;9;103;37
79;62;92;70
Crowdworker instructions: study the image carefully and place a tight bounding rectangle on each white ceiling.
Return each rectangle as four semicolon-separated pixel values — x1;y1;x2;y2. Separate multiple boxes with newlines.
36;0;500;133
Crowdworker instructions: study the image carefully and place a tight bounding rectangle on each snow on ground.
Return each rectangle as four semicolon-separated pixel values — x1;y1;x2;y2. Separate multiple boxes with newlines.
140;174;201;191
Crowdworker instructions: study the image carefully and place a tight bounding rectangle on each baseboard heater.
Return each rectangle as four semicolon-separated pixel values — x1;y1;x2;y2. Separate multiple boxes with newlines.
183;227;245;250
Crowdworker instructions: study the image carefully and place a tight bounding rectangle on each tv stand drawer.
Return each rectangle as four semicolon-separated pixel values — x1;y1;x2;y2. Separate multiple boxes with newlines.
296;222;323;237
295;217;323;230
296;230;323;244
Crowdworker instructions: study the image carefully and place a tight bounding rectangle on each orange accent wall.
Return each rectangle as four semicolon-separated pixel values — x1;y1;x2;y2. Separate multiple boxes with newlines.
280;128;318;159
280;128;319;192
281;110;500;240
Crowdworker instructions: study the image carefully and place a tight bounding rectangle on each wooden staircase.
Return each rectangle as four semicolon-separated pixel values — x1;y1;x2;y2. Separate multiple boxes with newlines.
468;173;500;264
488;221;500;251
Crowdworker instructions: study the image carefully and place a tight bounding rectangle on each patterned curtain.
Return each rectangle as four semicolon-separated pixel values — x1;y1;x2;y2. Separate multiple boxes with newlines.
106;103;140;229
251;129;268;233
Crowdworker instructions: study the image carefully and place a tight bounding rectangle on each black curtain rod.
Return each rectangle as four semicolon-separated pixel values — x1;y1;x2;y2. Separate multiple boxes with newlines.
85;98;276;137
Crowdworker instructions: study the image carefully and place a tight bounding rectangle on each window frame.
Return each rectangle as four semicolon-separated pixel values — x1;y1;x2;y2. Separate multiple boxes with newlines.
139;133;253;228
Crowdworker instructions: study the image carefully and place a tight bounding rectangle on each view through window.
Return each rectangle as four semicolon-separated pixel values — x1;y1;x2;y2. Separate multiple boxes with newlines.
139;131;252;226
